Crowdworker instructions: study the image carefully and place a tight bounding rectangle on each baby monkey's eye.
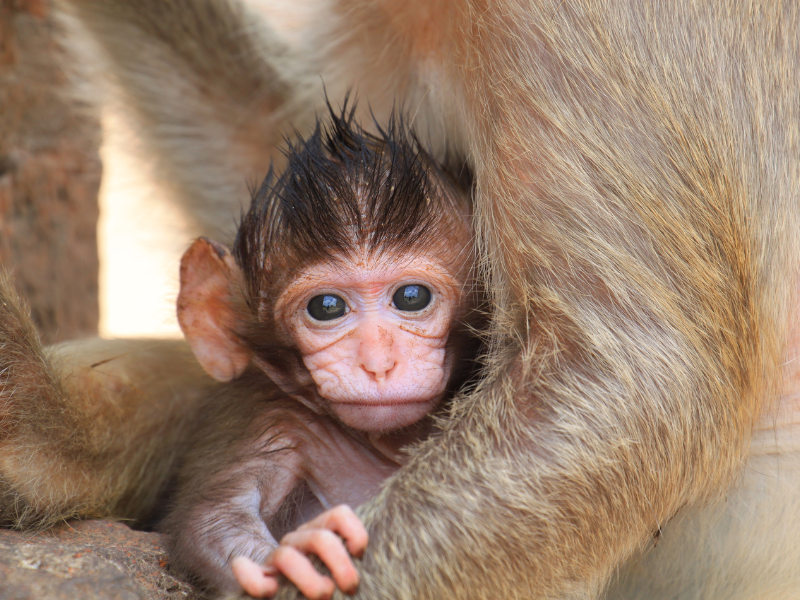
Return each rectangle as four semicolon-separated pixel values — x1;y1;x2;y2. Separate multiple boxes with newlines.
307;294;347;320
393;285;432;311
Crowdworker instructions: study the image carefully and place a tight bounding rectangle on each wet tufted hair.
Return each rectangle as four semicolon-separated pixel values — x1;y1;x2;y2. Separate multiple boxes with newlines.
233;104;469;304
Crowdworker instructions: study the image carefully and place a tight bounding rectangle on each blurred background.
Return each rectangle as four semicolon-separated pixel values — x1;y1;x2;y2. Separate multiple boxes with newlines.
98;109;188;339
1;0;206;343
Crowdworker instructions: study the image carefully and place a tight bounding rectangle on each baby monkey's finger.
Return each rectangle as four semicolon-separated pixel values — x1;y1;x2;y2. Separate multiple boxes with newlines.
297;504;369;557
231;556;279;598
269;546;336;600
279;529;360;594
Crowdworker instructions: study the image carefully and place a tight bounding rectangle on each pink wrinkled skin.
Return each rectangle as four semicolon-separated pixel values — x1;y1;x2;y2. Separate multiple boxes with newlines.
274;253;462;432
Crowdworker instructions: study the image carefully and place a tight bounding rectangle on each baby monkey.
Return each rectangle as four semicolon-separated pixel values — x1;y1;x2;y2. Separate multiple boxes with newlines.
164;110;479;598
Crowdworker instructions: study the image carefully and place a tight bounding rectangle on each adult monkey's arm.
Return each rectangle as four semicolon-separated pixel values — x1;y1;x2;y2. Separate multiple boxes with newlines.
56;0;312;237
54;0;434;238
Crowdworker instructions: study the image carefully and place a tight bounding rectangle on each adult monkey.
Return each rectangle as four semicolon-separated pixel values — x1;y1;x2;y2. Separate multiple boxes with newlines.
10;1;799;599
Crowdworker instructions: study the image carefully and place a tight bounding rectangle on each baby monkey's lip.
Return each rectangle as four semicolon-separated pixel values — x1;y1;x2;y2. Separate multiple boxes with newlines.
327;393;444;409
329;398;437;406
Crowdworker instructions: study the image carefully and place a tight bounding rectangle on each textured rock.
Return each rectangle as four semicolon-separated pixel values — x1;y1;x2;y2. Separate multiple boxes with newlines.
0;0;102;343
0;520;199;600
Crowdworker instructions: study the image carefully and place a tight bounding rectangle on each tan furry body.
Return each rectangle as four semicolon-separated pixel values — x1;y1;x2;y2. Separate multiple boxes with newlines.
0;273;218;529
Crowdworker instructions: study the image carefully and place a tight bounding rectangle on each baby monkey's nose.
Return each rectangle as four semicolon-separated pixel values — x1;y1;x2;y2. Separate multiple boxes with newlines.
358;323;397;381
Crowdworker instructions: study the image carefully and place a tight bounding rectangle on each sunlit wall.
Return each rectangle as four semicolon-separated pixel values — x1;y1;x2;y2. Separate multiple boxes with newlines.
98;109;188;338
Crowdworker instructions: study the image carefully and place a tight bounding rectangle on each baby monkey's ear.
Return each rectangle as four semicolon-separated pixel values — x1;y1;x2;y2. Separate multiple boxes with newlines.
178;237;251;382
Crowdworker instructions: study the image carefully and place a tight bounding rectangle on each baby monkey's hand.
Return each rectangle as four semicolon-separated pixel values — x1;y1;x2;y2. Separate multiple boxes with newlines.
231;505;367;599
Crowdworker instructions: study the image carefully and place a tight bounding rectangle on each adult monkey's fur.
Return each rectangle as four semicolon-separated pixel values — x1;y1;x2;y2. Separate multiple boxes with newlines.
0;272;220;529
1;0;798;599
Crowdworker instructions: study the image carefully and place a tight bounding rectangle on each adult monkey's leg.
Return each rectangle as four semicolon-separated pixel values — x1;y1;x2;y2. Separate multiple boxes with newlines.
608;292;800;600
608;411;800;600
0;273;218;528
56;0;309;237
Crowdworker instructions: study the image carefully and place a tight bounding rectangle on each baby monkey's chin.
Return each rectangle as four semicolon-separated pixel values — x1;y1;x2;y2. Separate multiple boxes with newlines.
330;398;439;433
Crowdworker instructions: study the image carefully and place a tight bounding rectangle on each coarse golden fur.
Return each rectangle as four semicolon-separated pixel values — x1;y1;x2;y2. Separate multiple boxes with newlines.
0;272;219;529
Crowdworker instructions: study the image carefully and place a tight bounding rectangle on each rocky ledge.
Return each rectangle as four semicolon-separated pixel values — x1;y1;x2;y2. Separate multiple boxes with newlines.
0;520;199;599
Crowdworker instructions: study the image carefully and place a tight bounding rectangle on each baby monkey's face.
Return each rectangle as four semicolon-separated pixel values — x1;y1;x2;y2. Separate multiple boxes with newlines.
274;251;465;433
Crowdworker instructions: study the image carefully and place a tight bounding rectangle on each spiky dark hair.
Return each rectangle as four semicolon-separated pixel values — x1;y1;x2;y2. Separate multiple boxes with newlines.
233;105;469;304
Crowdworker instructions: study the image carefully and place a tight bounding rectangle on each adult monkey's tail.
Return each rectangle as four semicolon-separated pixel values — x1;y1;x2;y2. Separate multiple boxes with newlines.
0;271;218;529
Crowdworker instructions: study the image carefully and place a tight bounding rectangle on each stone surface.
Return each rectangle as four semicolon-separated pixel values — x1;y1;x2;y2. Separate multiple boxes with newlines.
0;0;102;343
0;520;200;600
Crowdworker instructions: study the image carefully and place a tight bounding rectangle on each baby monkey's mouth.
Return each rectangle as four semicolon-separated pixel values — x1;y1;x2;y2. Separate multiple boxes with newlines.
318;377;447;406
328;397;440;433
330;398;437;405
